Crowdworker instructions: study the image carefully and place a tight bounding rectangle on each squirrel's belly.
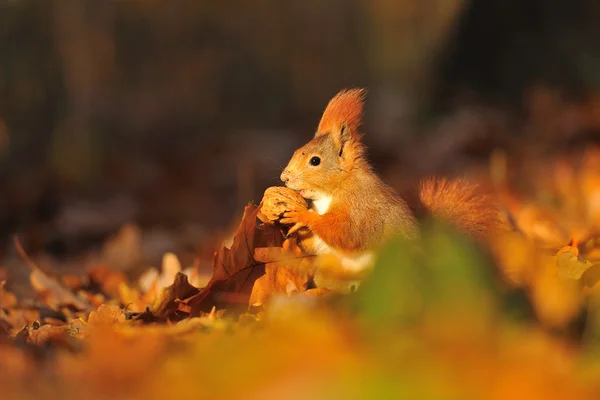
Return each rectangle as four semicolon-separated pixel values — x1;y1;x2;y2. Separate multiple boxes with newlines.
303;233;374;273
309;233;334;255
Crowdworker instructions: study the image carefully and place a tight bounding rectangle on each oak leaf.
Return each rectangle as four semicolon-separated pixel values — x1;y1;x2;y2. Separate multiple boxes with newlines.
150;272;199;321
184;204;284;314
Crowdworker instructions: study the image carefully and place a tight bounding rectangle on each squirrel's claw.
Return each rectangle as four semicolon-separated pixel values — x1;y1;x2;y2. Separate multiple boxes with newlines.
280;211;308;236
287;222;306;236
279;211;300;225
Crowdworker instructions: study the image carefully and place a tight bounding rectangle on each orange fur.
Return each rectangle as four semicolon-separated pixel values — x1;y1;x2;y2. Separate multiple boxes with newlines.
317;88;367;134
279;88;497;261
419;178;499;238
296;207;366;252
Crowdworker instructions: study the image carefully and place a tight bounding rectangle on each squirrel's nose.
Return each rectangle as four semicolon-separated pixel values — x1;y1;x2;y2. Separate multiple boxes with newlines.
280;169;290;183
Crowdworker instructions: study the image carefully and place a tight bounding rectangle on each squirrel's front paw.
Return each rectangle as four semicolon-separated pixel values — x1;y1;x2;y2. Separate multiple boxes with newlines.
280;211;311;236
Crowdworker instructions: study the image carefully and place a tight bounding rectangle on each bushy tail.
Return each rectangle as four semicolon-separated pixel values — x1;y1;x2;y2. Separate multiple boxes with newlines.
418;177;499;238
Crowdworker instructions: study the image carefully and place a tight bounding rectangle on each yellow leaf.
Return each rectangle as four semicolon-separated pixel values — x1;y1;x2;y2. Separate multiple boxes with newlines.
556;246;597;280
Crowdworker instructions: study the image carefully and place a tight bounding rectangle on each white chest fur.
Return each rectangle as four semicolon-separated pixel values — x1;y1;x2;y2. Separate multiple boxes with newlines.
311;195;332;215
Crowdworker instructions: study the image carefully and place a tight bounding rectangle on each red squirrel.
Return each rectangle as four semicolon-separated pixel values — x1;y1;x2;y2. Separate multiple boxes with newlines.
278;88;498;272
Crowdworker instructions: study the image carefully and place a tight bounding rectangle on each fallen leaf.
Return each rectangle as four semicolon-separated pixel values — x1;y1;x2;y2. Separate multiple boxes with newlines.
150;272;200;321
13;238;91;311
1;308;41;333
30;267;91;310
185;204;284;314
0;281;17;309
28;324;73;347
87;265;128;300
249;261;312;306
88;304;127;327
556;246;597;280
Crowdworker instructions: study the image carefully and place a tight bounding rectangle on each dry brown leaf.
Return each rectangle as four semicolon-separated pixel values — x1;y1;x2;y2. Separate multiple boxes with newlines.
185;204;284;314
150;272;200;321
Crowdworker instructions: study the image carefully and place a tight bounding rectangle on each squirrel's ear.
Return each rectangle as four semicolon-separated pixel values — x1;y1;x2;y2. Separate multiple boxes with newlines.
330;123;352;156
315;88;366;138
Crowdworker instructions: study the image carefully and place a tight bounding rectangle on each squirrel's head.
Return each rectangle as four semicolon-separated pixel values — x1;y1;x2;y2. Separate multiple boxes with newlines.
280;88;369;199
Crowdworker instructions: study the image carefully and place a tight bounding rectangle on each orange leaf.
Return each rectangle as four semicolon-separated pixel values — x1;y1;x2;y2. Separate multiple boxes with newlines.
88;304;127;327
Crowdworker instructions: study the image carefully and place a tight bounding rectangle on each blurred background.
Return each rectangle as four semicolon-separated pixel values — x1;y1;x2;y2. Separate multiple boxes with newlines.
1;0;600;274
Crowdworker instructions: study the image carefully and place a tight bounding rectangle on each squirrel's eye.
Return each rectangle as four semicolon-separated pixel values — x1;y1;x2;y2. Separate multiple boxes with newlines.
309;156;321;166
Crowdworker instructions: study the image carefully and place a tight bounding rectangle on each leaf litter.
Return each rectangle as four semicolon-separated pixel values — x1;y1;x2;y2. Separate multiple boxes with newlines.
2;151;600;398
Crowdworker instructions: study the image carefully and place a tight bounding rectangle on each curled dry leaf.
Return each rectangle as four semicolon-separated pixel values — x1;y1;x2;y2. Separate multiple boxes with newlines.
258;186;308;223
150;272;199;321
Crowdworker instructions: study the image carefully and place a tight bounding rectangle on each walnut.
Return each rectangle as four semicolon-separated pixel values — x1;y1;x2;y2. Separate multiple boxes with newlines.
258;186;308;223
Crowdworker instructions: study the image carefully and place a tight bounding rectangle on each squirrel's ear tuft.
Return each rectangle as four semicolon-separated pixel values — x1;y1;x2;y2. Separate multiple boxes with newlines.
315;88;367;138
